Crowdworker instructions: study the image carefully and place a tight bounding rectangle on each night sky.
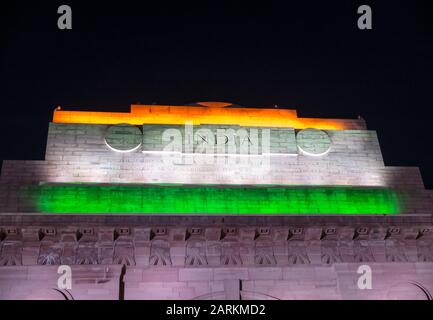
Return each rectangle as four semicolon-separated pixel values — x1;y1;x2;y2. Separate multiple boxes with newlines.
1;1;433;187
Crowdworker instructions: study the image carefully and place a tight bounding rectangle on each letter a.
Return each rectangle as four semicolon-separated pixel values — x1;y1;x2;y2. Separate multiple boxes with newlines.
58;5;72;30
57;265;72;290
357;5;372;30
357;265;372;289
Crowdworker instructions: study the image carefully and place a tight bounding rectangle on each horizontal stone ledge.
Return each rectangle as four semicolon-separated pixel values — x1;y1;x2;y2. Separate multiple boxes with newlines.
1;213;432;225
1;225;432;242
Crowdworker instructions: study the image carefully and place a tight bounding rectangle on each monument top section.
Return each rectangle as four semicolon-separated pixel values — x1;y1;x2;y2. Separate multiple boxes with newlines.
1;101;431;216
53;102;366;130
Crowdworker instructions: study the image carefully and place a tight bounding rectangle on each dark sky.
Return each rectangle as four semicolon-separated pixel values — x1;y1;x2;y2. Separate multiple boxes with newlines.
1;1;433;187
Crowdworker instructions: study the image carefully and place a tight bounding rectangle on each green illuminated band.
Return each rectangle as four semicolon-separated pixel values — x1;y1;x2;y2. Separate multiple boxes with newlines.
21;184;401;215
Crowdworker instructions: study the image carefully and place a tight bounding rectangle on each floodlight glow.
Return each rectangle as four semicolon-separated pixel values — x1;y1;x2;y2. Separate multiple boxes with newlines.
53;104;365;130
21;184;401;215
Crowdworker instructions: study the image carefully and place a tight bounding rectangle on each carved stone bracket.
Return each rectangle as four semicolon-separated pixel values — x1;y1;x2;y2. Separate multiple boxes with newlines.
0;225;432;267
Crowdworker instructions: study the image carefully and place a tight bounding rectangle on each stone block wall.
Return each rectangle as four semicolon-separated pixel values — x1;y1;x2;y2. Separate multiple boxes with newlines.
0;264;432;300
0;122;432;215
0;223;431;300
0;123;401;187
123;264;433;300
0;106;431;300
0;217;432;300
0;265;122;300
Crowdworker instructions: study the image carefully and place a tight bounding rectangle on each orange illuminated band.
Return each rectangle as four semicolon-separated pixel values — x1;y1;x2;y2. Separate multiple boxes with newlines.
53;102;366;130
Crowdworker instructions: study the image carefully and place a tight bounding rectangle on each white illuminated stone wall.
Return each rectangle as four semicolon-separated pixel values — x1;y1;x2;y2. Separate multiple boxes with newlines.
0;122;432;214
0;122;424;186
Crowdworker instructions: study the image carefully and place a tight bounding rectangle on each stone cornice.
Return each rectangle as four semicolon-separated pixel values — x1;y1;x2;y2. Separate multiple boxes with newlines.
0;214;432;226
1;224;432;267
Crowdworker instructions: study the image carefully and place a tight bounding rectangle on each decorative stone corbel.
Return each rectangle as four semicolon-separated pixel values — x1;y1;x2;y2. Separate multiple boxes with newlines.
97;227;115;265
368;227;388;262
169;228;187;266
133;227;152;266
60;229;78;265
21;227;41;265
